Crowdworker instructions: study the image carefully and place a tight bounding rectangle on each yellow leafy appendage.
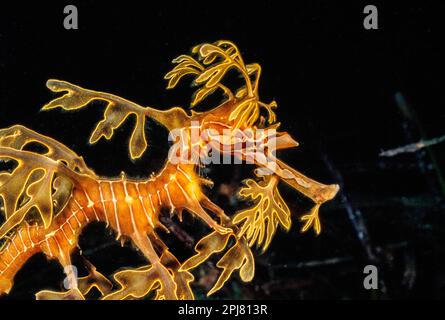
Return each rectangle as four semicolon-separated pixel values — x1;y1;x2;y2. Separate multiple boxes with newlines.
0;126;92;237
0;40;339;300
181;231;254;296
42;80;150;159
233;174;291;251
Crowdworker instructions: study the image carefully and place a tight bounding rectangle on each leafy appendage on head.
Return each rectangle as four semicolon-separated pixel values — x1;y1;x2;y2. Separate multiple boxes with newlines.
166;40;278;128
165;42;238;107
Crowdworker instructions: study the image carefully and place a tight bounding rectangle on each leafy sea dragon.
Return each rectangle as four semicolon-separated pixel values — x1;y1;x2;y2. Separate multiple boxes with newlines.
0;41;339;299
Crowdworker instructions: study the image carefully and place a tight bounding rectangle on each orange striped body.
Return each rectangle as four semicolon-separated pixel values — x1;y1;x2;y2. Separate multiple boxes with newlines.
0;162;202;295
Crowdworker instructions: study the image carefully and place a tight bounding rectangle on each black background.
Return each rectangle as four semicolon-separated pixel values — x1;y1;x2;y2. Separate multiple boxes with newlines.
0;1;444;300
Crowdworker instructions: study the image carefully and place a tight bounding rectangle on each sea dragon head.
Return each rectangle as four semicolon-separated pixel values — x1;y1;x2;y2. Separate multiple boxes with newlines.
164;40;338;246
164;40;300;170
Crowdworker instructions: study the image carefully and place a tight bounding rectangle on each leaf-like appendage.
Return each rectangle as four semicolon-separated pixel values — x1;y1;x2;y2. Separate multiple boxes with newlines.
194;61;232;88
164;55;203;90
0;127;90;237
102;266;162;300
191;86;218;107
77;265;113;297
228;99;260;130
0;125;93;176
102;248;194;300
0;148;70;238
228;99;278;129
52;176;74;213
165;40;257;108
180;231;231;271
181;231;254;296
300;203;322;235
1;166;54;234
233;175;291;251
207;237;254;296
88;103;147;160
160;250;195;300
43;80;150;159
